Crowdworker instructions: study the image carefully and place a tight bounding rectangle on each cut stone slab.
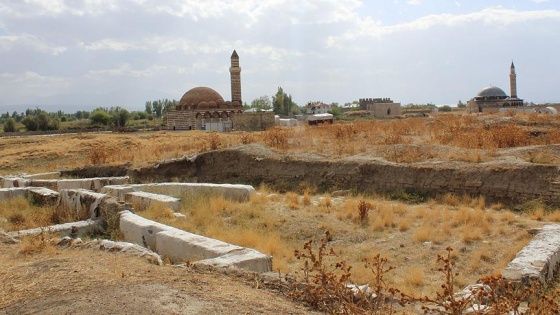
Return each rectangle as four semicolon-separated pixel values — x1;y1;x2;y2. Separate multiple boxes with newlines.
22;172;61;179
139;183;255;202
0;187;28;200
28;187;59;205
57;189;107;218
195;248;273;273
155;228;242;263
100;185;135;200
124;191;181;212
86;239;163;265
119;210;170;251
502;224;560;284
1;177;30;188
118;210;272;273
7;219;104;239
103;183;255;202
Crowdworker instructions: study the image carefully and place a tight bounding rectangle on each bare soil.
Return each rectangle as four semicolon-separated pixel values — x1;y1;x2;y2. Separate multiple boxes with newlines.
0;242;317;315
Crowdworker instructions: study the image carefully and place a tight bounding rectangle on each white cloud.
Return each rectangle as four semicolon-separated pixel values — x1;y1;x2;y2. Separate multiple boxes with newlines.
328;7;560;47
0;0;119;17
0;33;66;55
407;0;422;5
0;71;71;100
88;64;169;78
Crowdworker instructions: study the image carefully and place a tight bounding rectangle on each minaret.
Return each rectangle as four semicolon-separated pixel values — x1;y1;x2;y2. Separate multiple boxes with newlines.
229;50;242;105
510;61;517;99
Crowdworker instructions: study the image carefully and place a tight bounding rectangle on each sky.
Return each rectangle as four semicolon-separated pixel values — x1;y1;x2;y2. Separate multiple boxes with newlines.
1;0;559;113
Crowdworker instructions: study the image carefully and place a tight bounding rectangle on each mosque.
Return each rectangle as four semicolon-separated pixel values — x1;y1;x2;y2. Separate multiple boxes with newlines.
166;51;274;131
466;62;524;113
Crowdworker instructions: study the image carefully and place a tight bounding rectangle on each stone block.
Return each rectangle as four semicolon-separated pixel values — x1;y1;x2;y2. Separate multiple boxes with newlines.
28;179;58;190
101;185;136;201
1;177;30;188
28;187;59;205
195;248;272;273
0;187;29;200
124;191;181;212
138;183;255;202
502;224;560;284
119;210;169;251
119;211;272;273
57;189;107;218
155;228;241;263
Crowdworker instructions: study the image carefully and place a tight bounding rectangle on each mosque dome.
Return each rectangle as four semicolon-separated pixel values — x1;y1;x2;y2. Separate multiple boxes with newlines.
179;87;224;109
475;86;508;99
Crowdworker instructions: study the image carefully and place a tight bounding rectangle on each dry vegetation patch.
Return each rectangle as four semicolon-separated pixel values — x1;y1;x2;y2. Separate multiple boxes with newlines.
1;113;559;174
136;188;544;298
0;197;82;232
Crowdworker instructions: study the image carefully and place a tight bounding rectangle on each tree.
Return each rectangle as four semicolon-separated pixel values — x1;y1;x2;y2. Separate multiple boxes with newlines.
440;105;452;112
90;110;111;126
328;103;343;118
151;101;163;118
272;87;296;116
3;118;16;132
113;108;129;127
457;100;466;108
145;101;152;115
21;116;38;131
36;112;50;131
250;96;272;111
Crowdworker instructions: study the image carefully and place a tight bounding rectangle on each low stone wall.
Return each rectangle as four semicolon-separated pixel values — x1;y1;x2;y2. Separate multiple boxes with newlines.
1;176;129;192
502;224;560;284
102;183;255;202
119;210;272;273
231;112;275;131
7;219;104;238
0;187;29;200
0;187;59;205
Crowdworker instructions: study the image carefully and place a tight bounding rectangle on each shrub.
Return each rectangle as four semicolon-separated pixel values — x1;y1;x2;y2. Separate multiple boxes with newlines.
3;118;16;132
90;110;111;126
263;127;291;150
89;143;112;165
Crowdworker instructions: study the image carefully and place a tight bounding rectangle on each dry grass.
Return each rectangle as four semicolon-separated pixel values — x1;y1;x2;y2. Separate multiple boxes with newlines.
0;197;80;231
1;113;560;174
132;187;544;297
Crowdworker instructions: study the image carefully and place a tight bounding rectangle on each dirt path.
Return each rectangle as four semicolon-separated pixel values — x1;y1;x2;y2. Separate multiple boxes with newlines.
0;243;317;315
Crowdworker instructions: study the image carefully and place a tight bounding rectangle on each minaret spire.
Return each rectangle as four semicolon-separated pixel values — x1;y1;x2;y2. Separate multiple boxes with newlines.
509;61;517;99
229;50;242;105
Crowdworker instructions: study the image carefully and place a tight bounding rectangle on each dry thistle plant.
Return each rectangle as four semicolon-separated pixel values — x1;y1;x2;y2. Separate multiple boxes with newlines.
357;200;372;224
289;231;402;314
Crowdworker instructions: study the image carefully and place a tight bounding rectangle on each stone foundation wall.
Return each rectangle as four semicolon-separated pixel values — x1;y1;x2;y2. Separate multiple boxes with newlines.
231;112;275;131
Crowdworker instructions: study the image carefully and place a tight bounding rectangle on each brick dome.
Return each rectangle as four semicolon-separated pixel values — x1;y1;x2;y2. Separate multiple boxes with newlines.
179;87;224;109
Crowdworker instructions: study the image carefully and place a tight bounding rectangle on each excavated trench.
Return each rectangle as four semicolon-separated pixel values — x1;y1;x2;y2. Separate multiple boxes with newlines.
63;143;560;206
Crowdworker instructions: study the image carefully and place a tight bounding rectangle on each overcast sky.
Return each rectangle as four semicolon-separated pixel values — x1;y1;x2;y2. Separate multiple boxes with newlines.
1;0;559;113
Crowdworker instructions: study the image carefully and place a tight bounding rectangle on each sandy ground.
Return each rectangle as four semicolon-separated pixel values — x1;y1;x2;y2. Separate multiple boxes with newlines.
0;242;318;315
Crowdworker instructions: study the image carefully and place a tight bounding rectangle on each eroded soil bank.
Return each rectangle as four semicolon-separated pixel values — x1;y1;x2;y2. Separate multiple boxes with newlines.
63;144;560;205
